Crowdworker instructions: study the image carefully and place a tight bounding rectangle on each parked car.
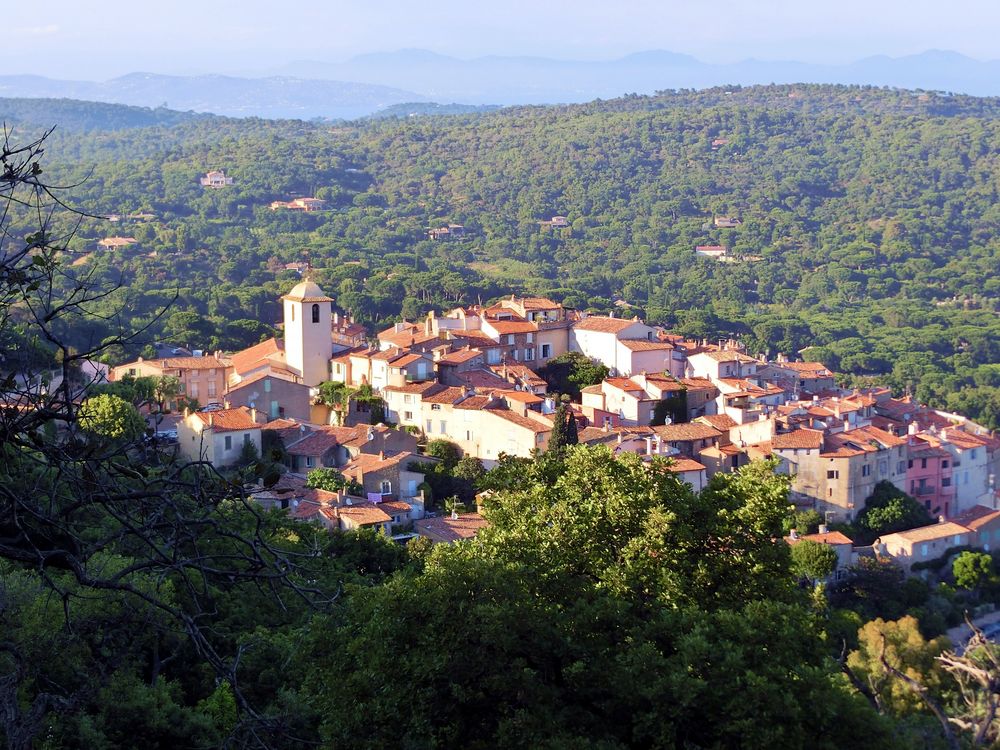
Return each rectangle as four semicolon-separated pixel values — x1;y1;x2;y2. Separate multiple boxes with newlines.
199;403;224;412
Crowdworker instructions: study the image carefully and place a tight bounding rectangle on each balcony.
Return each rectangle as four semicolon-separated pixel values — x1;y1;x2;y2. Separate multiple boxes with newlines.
914;485;936;496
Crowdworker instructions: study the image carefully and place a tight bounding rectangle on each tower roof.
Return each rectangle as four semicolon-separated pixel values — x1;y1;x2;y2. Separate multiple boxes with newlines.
282;278;332;303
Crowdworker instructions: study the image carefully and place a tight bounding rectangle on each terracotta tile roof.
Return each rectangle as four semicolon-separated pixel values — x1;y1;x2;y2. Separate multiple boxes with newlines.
158;356;228;370
483;319;538;335
605;377;645;393
779;361;833;375
618;339;674;351
341;450;426;481
821;425;906;457
513;297;560;310
285;430;342;457
787;530;854;546
454;395;493;410
191;407;259;432
389;353;427;367
422;386;469;404
488;363;546;386
951;505;1000;531
678;377;718;392
488;409;552;434
883;521;970;544
231;338;283;375
501;390;544;405
772;429;825;450
665;458;707;473
437;348;483;365
691;350;760;364
581;384;604;395
384;381;445;396
578;427;619;444
573;316;642;334
378;326;440;349
330;503;392;526
447;329;497;343
652;423;722;442
457;370;512;391
415;513;489;543
696;414;738;431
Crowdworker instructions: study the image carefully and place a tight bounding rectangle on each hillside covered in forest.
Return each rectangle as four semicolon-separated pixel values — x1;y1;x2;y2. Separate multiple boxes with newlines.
5;83;1000;426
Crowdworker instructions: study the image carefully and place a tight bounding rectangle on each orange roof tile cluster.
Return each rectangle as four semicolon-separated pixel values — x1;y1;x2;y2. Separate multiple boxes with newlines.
883;521;970;544
438;348;483;365
483;319;538;335
415;513;489;543
787;530;854;546
821;425;906;457
618;339;674;351
771;429;825;450
285;430;342;457
605;377;646;393
652;423;722;442
456;370;513;391
952;505;1000;531
422;386;469;404
665;458;707;473
573;316;643;334
191;407;259;432
231;338;283;375
696;414;738;431
332;503;393;526
488;409;552;434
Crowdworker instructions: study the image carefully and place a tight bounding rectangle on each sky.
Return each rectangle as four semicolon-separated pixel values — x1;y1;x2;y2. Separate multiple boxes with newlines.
4;0;1000;79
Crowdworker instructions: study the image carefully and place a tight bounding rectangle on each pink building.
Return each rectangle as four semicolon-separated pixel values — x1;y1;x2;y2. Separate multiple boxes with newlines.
907;433;955;518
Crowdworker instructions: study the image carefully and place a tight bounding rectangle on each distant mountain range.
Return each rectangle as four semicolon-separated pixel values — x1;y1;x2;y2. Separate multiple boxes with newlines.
3;49;1000;120
0;73;426;120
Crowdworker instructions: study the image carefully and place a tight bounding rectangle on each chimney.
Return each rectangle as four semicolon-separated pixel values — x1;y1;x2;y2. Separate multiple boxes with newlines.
224;399;231;409
138;356;144;363
183;407;190;418
208;413;214;427
645;436;653;456
818;524;828;535
379;450;385;460
251;407;257;423
451;509;459;519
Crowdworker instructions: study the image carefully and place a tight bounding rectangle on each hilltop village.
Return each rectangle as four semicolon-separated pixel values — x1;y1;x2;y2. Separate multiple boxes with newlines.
111;280;1000;562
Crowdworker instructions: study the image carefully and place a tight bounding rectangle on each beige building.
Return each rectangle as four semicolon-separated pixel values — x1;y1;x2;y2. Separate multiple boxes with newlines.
774;425;908;522
111;355;231;409
177;407;261;467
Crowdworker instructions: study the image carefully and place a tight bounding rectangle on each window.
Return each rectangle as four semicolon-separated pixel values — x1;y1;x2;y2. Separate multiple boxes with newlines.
513;349;520;361
403;394;413;404
128;368;137;376
526;333;534;344
425;419;432;433
971;449;978;460
907;459;913;469
224;435;232;451
541;344;551;358
487;349;501;365
506;334;515;345
312;304;320;323
431;403;441;411
466;430;473;441
921;543;929;557
403;410;414;422
827;470;839;480
264;378;271;393
526;348;535;360
270;400;279;419
942;477;951;487
862;465;871;477
921;458;927;469
380;480;392;495
439;420;447;434
942;459;949;468
897;461;906;474
207;381;217;397
306;456;315;468
190;383;199;398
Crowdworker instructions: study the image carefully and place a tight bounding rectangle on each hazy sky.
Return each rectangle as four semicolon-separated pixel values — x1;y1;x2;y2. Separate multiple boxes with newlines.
5;0;1000;79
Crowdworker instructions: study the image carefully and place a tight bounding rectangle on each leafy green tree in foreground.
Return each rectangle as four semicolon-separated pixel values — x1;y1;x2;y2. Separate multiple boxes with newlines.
855;481;934;542
77;393;146;440
953;551;998;590
300;448;894;749
791;539;839;583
